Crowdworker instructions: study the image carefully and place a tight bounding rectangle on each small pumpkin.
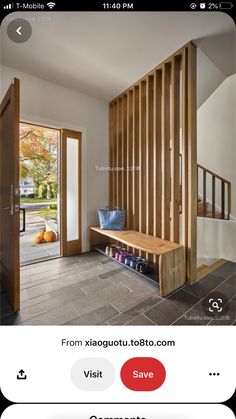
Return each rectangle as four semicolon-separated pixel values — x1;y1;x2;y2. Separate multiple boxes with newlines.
44;231;56;243
34;231;44;244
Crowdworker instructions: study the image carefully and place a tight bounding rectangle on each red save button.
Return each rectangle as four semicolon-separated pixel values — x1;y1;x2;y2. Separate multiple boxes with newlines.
120;357;166;391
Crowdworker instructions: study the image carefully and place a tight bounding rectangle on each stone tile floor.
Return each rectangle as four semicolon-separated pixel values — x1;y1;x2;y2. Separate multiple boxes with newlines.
20;210;60;265
1;252;235;326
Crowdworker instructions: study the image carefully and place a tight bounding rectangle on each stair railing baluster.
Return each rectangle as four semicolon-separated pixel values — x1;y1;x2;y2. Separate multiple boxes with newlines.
212;175;215;218
221;180;225;219
203;169;206;217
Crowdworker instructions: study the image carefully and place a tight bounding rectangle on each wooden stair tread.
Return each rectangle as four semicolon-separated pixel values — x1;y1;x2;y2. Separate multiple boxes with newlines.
197;264;208;272
197;259;226;280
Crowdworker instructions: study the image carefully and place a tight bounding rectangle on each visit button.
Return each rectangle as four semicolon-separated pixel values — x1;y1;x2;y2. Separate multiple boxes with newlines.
120;357;166;391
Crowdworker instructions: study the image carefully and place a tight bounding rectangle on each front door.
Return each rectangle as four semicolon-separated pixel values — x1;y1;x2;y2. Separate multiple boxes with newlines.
0;78;20;311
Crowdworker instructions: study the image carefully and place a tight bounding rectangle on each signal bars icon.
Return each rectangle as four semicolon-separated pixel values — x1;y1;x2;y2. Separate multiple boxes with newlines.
3;3;13;8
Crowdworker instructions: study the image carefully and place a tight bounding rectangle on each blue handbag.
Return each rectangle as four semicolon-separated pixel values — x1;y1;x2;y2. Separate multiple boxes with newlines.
98;206;126;230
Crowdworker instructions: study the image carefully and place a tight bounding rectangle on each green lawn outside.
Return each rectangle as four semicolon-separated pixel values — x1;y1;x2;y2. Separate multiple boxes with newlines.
20;197;57;204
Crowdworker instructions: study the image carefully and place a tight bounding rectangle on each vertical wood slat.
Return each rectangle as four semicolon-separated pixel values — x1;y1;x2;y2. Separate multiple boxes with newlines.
181;48;188;254
133;86;139;232
122;95;127;211
228;182;231;220
146;76;154;233
146;75;154;260
127;90;133;229
187;43;197;283
203;170;206;217
117;98;122;208
212;175;215;218
139;81;147;235
221;180;225;219
153;70;162;239
109;104;113;206
113;101;117;206
161;63;171;240
171;56;181;243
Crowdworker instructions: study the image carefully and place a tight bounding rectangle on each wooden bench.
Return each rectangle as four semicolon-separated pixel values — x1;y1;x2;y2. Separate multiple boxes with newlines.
90;227;185;297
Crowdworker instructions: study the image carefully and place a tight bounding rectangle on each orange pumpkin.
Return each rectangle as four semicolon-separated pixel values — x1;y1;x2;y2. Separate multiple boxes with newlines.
44;231;56;243
34;231;44;244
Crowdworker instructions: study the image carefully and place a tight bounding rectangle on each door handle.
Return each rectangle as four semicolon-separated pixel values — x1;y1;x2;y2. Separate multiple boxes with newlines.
2;206;11;210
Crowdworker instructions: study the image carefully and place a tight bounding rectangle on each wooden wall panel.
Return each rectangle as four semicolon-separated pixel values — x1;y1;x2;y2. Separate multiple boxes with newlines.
117;98;122;208
161;63;171;241
122;94;127;211
109;42;197;284
113;101;117;206
153;70;162;239
133;86;139;232
139;81;147;235
171;56;181;243
187;43;197;283
181;48;189;262
127;90;133;229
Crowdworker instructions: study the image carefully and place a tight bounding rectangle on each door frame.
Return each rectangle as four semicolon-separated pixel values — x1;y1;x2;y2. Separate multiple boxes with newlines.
19;121;83;259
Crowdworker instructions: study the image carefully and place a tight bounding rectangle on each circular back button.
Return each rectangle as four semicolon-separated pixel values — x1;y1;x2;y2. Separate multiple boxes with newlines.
7;19;32;43
121;357;166;391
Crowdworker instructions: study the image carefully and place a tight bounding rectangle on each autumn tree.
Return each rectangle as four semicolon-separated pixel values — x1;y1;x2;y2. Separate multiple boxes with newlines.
20;125;58;199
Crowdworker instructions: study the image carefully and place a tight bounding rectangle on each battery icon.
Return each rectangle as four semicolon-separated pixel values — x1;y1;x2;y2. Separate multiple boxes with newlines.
219;2;233;8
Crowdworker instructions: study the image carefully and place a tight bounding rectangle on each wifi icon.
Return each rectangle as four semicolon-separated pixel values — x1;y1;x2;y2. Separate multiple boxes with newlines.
47;2;55;8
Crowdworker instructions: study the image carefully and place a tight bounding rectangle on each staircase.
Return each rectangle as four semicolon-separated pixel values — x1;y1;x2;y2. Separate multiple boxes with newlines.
197;164;231;220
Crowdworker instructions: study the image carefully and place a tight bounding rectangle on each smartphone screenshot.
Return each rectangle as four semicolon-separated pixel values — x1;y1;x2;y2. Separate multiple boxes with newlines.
0;0;235;417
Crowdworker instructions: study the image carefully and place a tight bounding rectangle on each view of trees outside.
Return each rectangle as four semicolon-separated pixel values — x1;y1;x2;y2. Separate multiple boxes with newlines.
20;123;59;201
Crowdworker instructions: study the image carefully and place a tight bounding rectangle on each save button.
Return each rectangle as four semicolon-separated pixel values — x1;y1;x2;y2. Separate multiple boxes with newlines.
120;357;166;391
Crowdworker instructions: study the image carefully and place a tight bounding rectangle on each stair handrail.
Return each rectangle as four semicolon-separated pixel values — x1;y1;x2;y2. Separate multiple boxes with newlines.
197;164;231;220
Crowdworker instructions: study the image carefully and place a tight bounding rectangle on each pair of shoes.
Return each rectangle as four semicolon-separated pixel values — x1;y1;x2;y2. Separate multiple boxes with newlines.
129;257;141;269
124;254;133;266
135;258;145;271
139;261;154;274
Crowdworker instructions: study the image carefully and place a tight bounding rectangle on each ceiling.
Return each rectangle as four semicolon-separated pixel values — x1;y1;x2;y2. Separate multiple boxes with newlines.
1;12;235;102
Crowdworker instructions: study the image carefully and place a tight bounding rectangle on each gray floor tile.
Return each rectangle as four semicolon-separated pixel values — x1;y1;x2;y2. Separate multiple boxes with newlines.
22;302;79;325
66;304;119;325
145;290;199;325
211;261;236;280
126;314;156;325
108;312;134;325
125;294;162;317
173;307;211;325
184;273;224;299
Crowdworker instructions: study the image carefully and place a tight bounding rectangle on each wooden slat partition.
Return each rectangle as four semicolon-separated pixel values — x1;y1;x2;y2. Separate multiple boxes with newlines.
171;56;181;243
162;63;171;241
109;42;197;284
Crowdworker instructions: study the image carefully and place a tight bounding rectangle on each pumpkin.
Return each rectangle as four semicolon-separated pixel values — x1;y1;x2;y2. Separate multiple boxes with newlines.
44;231;56;243
34;231;44;244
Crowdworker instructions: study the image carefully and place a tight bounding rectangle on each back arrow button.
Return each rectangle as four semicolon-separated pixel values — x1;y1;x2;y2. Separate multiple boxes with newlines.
7;18;32;43
16;26;22;35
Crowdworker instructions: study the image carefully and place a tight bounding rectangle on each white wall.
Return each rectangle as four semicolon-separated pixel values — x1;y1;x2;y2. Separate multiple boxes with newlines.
0;65;109;252
197;73;236;218
198;217;236;263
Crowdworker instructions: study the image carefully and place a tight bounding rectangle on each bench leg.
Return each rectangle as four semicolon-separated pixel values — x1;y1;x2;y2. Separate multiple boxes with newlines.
159;247;185;297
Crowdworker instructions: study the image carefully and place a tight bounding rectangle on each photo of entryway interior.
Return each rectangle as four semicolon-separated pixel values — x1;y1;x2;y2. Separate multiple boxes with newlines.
0;12;235;325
